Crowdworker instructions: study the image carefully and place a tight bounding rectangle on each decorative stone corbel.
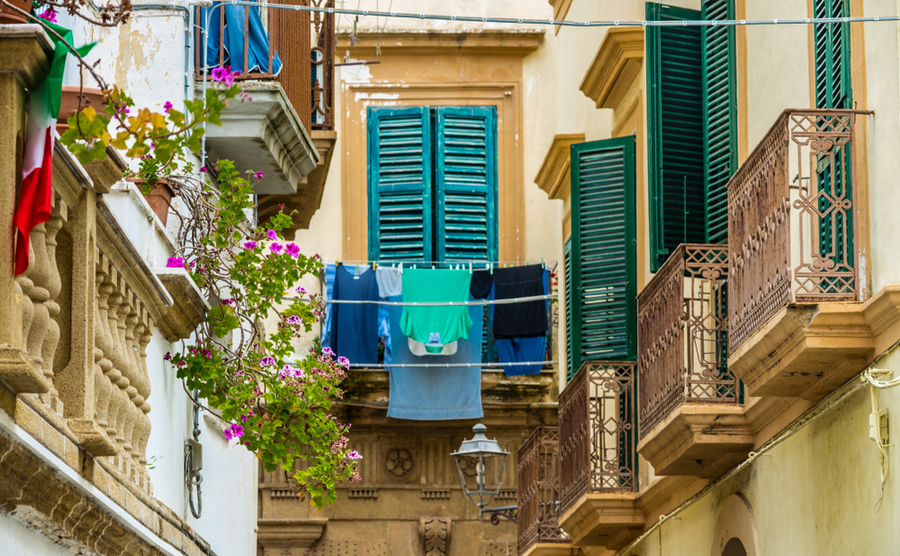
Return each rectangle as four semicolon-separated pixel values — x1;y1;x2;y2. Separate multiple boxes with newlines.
419;516;451;556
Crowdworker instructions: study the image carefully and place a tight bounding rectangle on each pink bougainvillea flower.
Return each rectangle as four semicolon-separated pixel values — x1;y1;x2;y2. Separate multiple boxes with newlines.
163;101;173;113
39;8;57;22
266;229;278;240
269;242;283;254
260;356;276;367
242;240;257;250
285;243;300;258
166;257;185;268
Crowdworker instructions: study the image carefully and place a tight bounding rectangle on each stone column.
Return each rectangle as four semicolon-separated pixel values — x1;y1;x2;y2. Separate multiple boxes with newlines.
0;26;54;394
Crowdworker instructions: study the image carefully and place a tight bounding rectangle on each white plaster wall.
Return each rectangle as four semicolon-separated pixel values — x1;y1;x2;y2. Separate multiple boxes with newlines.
0;512;74;556
335;0;551;32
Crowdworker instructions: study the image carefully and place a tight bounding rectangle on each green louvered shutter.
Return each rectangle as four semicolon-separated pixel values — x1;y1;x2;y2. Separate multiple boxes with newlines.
434;107;498;262
569;137;638;375
646;3;705;271
814;0;852;110
564;239;574;381
367;107;433;262
701;0;737;245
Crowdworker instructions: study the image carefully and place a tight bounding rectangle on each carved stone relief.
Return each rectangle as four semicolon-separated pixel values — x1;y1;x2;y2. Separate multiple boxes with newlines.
384;448;413;477
420;517;451;556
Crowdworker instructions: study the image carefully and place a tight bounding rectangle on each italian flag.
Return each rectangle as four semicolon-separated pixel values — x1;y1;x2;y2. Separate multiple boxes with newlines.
14;20;93;275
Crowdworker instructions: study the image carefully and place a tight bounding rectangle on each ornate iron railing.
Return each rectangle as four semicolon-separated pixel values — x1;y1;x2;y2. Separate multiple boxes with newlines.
728;110;870;352
559;362;636;515
195;0;334;131
517;427;568;554
637;244;734;438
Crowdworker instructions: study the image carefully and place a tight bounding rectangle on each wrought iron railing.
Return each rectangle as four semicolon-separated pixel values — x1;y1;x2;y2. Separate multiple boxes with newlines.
637;244;734;438
559;362;636;515
728;110;870;352
195;0;335;131
517;427;568;554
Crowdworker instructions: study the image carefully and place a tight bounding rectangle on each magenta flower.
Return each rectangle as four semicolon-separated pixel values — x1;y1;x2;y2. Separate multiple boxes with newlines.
285;243;300;258
337;356;350;369
347;451;363;460
278;369;288;380
286;316;301;325
322;347;334;357
253;171;264;179
38;8;57;22
163;101;173;113
260;356;276;367
266;229;278;240
270;242;283;254
200;166;208;172
242;240;257;250
166;257;185;268
163;352;171;361
224;423;244;441
222;299;234;305
241;414;249;423
223;428;233;441
295;286;307;295
211;66;230;83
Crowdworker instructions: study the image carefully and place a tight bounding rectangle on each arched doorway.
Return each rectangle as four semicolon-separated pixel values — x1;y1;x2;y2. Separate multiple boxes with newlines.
722;537;747;556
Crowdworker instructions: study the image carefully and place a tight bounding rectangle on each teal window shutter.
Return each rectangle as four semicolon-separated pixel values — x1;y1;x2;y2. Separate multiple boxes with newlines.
367;106;433;262
646;2;705;271
814;0;852;109
569;137;638;377
701;0;738;245
434;107;499;262
564;239;574;381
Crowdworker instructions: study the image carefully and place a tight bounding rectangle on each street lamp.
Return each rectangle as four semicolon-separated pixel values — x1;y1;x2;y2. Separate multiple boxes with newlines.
451;423;513;522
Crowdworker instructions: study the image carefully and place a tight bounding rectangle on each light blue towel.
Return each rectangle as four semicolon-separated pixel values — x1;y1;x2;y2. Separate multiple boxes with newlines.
386;294;483;420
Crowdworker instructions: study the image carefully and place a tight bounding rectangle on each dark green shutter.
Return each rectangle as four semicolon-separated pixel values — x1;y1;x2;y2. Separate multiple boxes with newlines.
646;2;705;271
564;239;574;380
435;107;498;262
569;137;638;376
814;0;852;109
367;107;433;262
701;0;738;245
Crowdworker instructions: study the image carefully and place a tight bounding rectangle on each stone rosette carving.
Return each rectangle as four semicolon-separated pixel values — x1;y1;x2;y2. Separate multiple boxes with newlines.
385;448;413;477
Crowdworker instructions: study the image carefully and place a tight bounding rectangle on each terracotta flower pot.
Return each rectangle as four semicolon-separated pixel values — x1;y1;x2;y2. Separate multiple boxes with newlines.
0;0;33;24
128;178;175;227
57;86;108;136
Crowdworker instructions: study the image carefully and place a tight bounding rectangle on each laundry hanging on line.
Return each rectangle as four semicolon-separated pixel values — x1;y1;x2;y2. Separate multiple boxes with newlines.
400;268;473;354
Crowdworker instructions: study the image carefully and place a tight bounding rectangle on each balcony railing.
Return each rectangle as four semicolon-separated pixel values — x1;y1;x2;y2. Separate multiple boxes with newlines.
517;427;568;554
559;362;636;515
637;244;734;438
728;110;868;352
195;0;335;131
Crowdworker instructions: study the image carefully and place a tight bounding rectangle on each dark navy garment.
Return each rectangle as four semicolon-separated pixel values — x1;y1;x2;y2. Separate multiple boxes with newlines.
329;264;379;366
496;268;550;376
492;264;549;339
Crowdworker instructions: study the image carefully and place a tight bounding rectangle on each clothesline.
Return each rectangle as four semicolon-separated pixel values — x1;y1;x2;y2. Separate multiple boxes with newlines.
321;258;558;268
347;361;557;369
282;294;556;305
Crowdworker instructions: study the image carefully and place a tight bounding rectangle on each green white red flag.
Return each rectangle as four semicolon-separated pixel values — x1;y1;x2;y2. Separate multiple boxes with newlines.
14;21;94;275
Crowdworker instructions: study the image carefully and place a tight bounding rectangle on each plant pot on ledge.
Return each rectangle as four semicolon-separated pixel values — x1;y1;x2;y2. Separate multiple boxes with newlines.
0;0;33;24
57;86;107;136
127;178;175;227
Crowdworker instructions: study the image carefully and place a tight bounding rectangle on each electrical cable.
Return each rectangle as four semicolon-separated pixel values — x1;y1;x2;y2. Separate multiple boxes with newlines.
860;368;897;509
284;294;556;306
347;360;555;369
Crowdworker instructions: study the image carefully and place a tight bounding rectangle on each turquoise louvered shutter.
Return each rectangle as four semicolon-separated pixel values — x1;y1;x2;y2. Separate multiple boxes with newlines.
434;106;498;262
814;0;852;109
367;107;433;262
569;137;638;376
646;2;705;271
701;0;738;245
564;239;574;381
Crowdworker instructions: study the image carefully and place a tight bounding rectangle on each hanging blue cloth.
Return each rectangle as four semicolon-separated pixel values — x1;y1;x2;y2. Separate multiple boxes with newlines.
495;268;550;376
386;294;483;421
199;1;282;75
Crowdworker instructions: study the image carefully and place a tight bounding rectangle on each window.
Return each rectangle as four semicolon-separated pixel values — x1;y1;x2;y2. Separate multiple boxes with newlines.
646;1;738;270
367;106;498;263
814;0;852;109
567;137;638;380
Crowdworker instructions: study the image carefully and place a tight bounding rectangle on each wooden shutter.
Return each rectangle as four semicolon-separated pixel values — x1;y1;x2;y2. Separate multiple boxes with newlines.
569;137;638;374
564;239;574;381
434;107;498;262
646;2;705;271
814;0;852;109
701;0;738;245
367;106;433;262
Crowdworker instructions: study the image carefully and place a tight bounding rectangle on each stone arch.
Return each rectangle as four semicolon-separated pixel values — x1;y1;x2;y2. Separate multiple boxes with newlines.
710;493;760;556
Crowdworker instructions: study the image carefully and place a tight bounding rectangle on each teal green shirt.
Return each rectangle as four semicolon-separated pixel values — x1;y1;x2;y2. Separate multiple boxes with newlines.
400;269;472;353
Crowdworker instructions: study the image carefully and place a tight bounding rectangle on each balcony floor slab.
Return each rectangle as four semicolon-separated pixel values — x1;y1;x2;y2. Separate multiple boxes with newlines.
559;492;645;551
728;285;900;400
637;405;753;479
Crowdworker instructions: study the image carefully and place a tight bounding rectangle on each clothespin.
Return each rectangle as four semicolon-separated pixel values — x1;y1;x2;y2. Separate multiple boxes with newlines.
399;262;403;275
489;263;493;275
541;258;546;269
432;264;435;270
469;262;473;275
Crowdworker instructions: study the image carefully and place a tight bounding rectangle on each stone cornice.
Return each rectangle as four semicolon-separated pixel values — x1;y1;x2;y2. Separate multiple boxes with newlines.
258;518;328;549
337;30;545;56
0;24;53;89
580;28;644;109
534;133;584;200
